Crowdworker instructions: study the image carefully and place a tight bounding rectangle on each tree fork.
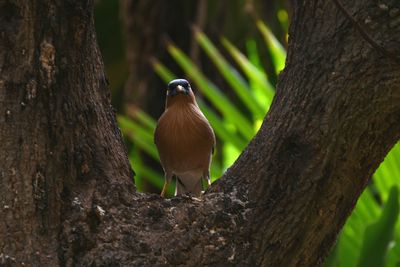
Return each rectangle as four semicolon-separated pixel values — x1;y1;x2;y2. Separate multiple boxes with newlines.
0;0;399;266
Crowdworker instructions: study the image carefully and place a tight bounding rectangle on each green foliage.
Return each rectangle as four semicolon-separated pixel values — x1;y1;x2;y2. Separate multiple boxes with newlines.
120;21;279;193
221;36;275;108
357;187;399;267
119;20;400;266
256;20;286;75
167;43;255;140
327;143;400;267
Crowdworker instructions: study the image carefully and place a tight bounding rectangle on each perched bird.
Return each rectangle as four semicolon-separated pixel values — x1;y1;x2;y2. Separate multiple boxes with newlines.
154;79;215;197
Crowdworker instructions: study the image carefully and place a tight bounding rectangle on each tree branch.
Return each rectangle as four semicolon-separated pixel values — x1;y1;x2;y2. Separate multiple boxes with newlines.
331;0;400;65
2;1;400;266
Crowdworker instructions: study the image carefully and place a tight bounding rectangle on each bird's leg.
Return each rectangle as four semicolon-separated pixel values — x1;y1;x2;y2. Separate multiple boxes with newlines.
160;183;168;198
203;170;211;188
160;171;173;197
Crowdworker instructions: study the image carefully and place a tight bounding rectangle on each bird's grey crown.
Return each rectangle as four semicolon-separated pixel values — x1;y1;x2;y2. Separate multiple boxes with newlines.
168;79;190;90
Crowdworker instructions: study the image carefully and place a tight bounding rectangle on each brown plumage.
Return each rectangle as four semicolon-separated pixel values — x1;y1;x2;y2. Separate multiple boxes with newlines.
154;79;215;197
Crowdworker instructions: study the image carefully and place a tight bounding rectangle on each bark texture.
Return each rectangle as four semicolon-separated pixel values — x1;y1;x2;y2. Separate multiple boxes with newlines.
0;0;399;267
0;1;133;266
215;0;400;265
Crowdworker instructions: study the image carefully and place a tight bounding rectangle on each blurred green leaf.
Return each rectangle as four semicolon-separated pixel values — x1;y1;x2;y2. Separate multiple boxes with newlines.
132;155;163;190
128;108;157;130
221;37;275;108
197;99;247;151
256;20;286;74
386;239;400;267
246;39;264;71
374;143;400;202
118;115;159;160
327;142;400;267
324;244;339;267
277;9;289;34
195;30;265;119
333;188;382;267
152;59;176;83
337;231;360;267
130;148;144;191
168;43;255;140
357;186;399;267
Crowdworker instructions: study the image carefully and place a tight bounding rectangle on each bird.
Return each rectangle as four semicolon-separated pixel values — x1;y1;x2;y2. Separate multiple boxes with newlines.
154;79;215;197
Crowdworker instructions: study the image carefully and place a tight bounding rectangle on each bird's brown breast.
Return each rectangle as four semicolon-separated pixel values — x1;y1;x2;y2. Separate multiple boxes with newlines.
154;102;215;173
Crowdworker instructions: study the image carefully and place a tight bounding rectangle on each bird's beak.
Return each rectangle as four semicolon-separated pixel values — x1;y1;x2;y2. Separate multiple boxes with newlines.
176;85;185;93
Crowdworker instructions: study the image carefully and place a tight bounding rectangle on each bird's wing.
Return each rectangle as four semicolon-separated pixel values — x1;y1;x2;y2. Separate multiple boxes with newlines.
154;112;166;145
196;108;215;155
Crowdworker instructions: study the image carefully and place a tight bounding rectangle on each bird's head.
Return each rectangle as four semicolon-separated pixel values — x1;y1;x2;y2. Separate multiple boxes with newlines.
167;79;191;96
165;79;196;107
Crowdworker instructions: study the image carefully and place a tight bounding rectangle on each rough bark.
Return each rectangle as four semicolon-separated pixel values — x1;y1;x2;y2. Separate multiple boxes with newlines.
217;0;400;265
0;1;399;267
0;1;133;265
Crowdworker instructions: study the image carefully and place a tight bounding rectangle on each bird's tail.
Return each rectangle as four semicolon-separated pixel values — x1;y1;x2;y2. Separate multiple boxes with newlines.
175;172;203;197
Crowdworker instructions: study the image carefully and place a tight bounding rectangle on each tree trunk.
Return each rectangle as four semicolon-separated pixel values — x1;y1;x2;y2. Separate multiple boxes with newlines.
0;1;133;265
1;0;399;267
216;0;400;265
